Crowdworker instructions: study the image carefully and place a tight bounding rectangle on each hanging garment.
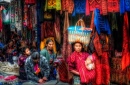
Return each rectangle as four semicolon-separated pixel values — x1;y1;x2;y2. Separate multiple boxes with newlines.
40;37;57;53
25;0;36;5
94;9;111;34
2;8;10;25
61;0;74;13
54;15;61;44
62;12;72;60
111;13;118;31
122;12;130;70
72;0;86;16
0;6;4;32
86;0;108;15
45;0;61;11
41;21;55;41
120;0;130;14
107;0;119;12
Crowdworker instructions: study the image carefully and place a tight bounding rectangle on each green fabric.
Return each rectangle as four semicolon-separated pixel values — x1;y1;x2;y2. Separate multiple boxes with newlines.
45;0;61;11
40;48;56;62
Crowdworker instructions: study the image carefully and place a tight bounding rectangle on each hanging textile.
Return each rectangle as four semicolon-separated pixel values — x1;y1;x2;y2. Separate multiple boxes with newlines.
72;0;86;16
54;15;61;44
86;0;108;15
2;8;10;25
94;9;111;34
62;12;72;60
120;0;130;14
25;0;36;5
61;0;74;13
0;6;4;32
45;0;61;11
122;12;130;71
41;21;55;41
111;13;118;31
107;0;119;12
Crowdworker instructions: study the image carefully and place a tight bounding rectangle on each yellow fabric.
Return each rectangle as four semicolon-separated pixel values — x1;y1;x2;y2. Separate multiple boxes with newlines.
45;0;61;11
40;37;57;53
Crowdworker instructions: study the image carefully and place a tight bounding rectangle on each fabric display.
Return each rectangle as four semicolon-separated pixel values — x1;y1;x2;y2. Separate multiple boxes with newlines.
72;0;86;16
41;21;56;41
54;14;61;44
121;12;130;71
107;0;119;12
45;0;61;11
2;8;10;25
111;58;129;84
61;0;74;13
62;11;72;60
120;0;130;14
68;19;92;46
25;0;36;5
94;9;111;34
0;6;4;32
0;62;19;76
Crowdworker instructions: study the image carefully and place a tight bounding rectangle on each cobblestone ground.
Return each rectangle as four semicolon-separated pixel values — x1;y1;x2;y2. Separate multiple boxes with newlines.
44;80;69;85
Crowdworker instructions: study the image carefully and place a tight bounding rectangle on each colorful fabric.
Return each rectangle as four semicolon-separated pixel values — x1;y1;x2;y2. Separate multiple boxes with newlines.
25;55;50;82
72;0;86;16
62;12;72;60
122;12;130;70
54;15;61;44
45;0;61;11
107;0;119;12
120;0;130;14
41;22;55;41
67;51;95;84
94;9;111;34
61;0;74;13
25;0;36;4
86;0;101;15
34;64;41;75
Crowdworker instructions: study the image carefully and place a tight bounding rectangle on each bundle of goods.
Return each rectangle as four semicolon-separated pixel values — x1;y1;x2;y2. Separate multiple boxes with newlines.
0;62;19;76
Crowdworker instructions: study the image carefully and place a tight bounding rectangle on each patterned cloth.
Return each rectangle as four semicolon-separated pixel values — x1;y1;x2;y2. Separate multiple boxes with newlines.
120;0;130;14
61;0;74;13
72;0;86;16
25;55;50;82
94;9;111;34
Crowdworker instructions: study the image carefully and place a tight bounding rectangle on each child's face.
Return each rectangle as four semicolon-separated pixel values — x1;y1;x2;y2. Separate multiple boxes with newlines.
25;48;31;56
74;43;82;52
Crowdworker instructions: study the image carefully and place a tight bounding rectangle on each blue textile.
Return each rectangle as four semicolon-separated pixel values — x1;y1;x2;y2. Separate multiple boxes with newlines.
72;0;86;16
120;0;130;14
94;9;111;34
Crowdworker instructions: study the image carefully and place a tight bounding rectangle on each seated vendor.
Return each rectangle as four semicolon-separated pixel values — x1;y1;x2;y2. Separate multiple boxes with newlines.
25;52;50;83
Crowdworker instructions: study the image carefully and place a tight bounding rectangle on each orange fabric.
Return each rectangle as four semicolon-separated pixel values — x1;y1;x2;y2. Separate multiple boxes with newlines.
122;12;130;71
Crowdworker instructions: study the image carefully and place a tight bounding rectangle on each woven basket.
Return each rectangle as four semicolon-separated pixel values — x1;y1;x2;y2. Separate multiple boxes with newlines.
68;19;92;46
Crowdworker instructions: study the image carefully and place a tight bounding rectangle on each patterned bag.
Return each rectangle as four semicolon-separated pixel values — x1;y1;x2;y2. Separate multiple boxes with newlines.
68;19;92;46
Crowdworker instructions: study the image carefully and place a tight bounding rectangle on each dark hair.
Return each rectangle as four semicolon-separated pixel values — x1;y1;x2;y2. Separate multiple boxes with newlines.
21;47;29;54
72;42;85;52
46;39;53;45
31;52;40;60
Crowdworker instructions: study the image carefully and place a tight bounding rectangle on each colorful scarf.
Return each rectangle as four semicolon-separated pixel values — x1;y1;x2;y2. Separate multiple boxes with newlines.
120;0;130;14
107;0;119;12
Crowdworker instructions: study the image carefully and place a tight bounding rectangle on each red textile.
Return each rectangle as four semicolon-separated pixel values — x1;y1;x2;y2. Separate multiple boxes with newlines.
25;0;36;5
67;51;95;83
107;0;119;12
122;12;130;71
95;52;110;84
41;21;56;41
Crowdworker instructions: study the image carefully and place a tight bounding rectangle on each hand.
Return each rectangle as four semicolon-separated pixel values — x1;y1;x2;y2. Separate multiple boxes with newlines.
43;77;48;81
38;79;43;83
